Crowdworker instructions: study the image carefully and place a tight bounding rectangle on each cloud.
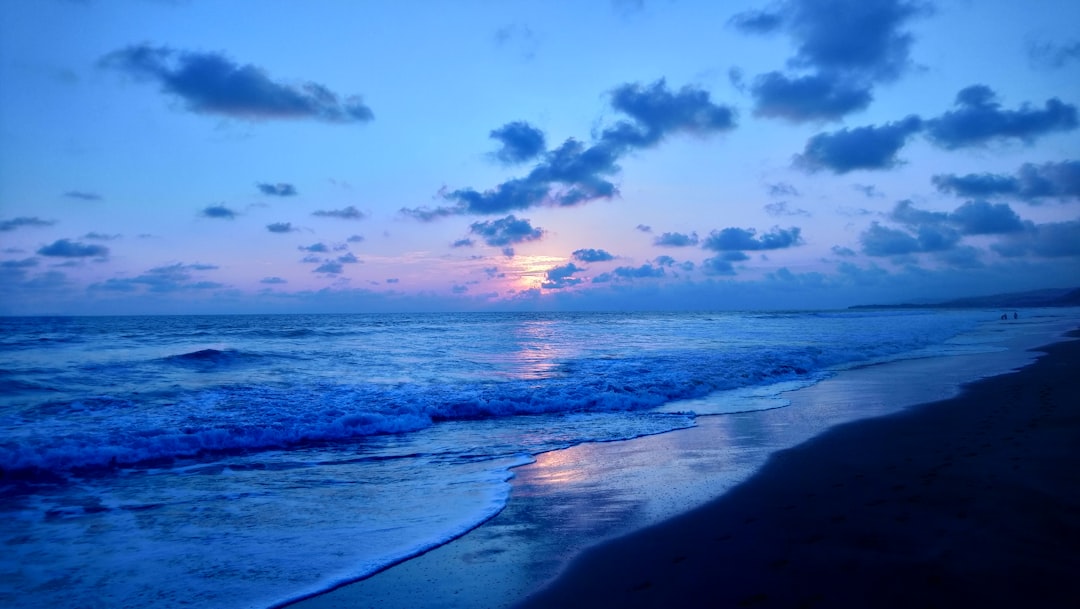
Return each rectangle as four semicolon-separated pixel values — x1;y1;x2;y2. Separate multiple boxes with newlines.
1028;39;1080;69
201;204;237;219
614;263;665;279
489;121;546;164
653;255;676;267
90;263;220;292
750;72;873;122
859;220;960;256
729;8;784;34
299;242;330;253
653;231;699;247
1;217;55;231
947;200;1025;235
701;226;803;251
853;183;884;198
314;261;344;274
402;79;735;218
831;245;857;257
37;239;109;258
991;219;1080;258
764;201;811;217
63;190;102;201
635;224;652;233
468;215;544;247
889;199;1025;236
767;182;800;197
258;182;297;197
924;85;1078;149
494;23;540;61
451;238;475;248
572;248;615;262
347;234;365;243
260;276;287;284
337;252;360;263
101;44;373;123
931;160;1080;203
542;263;585;289
701;256;737;276
83;232;121;240
312;205;365;220
795;115;922;173
266;222;297;233
735;0;929;121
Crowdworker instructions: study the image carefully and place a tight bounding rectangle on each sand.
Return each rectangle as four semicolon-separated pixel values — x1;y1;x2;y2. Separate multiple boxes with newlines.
517;330;1080;608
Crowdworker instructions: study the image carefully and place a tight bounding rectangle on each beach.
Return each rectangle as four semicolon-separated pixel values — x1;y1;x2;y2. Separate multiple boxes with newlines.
519;329;1080;608
287;323;1079;609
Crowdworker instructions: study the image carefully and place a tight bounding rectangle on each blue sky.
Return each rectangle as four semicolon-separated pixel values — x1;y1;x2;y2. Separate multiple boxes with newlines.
2;0;1078;314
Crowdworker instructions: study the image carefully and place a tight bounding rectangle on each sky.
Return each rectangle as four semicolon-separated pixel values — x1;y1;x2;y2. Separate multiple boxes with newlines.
1;0;1079;315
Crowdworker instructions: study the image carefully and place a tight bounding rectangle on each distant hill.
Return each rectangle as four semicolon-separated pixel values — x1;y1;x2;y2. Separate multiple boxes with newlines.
850;287;1080;310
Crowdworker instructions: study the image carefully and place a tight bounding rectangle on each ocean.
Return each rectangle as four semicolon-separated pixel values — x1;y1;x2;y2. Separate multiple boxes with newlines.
1;309;1075;608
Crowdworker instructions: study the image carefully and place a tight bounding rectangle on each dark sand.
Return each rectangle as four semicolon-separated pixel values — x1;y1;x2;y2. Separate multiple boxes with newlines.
518;331;1080;609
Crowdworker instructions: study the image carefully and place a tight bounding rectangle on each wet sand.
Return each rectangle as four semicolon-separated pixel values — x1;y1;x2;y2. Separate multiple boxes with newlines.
517;330;1080;608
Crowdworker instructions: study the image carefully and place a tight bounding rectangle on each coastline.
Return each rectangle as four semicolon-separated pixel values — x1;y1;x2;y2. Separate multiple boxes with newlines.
518;329;1080;608
289;321;1078;609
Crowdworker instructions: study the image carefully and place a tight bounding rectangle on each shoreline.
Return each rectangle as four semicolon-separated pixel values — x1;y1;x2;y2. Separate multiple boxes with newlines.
289;321;1078;609
518;329;1080;608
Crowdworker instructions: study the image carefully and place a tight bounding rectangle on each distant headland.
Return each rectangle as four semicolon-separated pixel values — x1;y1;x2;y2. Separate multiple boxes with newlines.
849;287;1080;310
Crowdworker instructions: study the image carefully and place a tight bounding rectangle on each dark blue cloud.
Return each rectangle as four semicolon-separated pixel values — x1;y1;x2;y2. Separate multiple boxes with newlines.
728;8;784;34
1;217;55;231
701;226;803;251
313;206;365;220
261;276;287;284
948;200;1024;235
63;190;102;201
201;204;237;219
653;231;699;247
653;255;676;267
347;234;365;243
299;243;330;253
314;261;344;274
542;263;585;289
337;252;360;264
490;121;546;164
890;199;1025;236
635;224;652;233
266;222;296;233
258;183;297;197
101;44;373;123
468;215;544;247
859;221;960;256
37;239;109;258
720;251;751;261
991;219;1080;258
701;256;737;276
795;115;922;173
735;0;928;122
572;248;614;262
613;263;665;279
451;238;475;248
751;72;873;122
767;182;800;197
831;245;857;257
932;160;1080;202
90;263;219;292
925;85;1078;149
403;79;735;218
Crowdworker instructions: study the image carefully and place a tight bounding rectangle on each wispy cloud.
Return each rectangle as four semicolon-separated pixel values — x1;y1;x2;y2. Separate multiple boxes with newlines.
1;217;55;231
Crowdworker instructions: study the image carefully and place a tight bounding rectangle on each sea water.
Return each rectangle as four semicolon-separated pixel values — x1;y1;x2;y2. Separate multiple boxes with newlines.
0;309;1074;608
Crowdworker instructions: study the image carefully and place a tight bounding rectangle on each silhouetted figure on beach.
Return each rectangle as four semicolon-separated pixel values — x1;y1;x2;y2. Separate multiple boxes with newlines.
1001;313;1008;320
1014;312;1018;319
